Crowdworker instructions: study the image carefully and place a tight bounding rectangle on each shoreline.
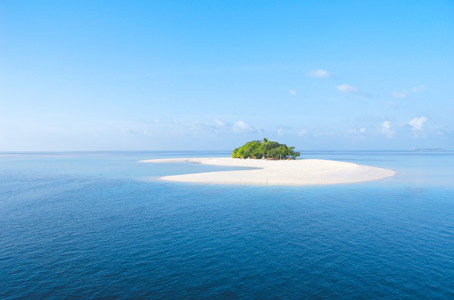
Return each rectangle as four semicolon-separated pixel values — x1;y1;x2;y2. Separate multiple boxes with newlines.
141;157;396;186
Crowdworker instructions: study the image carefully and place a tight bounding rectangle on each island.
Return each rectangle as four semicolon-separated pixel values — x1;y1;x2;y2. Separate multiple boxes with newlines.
141;141;396;186
232;138;300;159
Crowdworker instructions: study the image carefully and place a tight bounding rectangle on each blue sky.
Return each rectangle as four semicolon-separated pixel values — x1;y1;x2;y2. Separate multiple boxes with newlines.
1;0;453;151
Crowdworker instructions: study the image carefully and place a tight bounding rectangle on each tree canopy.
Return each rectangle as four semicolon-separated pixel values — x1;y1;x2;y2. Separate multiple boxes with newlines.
232;138;300;159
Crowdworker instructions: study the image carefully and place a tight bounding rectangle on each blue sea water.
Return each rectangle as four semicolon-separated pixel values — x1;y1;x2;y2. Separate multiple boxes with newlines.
1;151;454;299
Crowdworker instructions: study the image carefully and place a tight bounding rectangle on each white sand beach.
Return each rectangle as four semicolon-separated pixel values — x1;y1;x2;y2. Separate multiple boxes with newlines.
141;157;396;186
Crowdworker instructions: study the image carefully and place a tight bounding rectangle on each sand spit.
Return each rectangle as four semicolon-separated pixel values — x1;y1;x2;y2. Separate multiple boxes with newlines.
141;157;396;186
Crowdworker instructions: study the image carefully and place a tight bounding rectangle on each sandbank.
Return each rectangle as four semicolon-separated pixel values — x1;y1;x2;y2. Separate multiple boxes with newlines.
141;157;396;186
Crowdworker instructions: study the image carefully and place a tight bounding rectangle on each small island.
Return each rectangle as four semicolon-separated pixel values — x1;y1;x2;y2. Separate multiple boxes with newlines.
232;138;300;159
142;140;396;186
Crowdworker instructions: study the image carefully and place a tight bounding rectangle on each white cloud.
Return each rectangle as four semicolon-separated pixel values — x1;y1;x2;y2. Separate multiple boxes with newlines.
232;120;254;133
337;84;358;94
392;91;408;99
381;121;395;138
213;119;260;134
392;85;425;99
348;128;366;135
289;89;296;95
277;128;284;136
307;69;330;78
214;118;226;128
408;116;428;131
298;129;307;136
412;85;425;93
384;101;397;109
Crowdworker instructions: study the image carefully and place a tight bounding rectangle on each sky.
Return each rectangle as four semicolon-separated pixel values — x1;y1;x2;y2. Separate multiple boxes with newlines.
1;0;453;151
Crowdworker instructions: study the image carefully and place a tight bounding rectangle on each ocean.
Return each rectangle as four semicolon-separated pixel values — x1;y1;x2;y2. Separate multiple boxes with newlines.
1;151;453;299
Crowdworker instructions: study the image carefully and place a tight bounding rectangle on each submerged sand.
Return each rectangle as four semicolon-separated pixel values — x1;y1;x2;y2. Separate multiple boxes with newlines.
141;157;396;186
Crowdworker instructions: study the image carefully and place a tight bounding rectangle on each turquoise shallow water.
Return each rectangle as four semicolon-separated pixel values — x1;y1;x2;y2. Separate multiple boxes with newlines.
1;151;454;299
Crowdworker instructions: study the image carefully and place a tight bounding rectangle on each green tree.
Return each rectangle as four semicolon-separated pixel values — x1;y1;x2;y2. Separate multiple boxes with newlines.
232;139;300;160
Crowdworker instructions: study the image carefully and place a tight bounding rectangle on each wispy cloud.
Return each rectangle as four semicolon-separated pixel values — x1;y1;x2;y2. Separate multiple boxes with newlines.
137;118;259;136
232;120;255;133
381;121;395;138
384;101;397;109
298;129;307;136
412;85;425;93
277;128;284;136
392;91;408;99
348;127;366;135
214;118;258;133
337;83;371;98
392;85;425;99
214;118;226;128
306;69;330;78
337;84;358;94
408;116;428;131
289;89;296;95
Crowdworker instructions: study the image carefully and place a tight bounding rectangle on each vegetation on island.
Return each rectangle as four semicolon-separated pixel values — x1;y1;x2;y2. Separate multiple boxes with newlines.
232;138;300;159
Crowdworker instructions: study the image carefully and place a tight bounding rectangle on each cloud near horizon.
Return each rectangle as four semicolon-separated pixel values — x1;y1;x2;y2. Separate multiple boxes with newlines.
381;121;395;138
409;116;428;131
277;128;284;136
213;118;257;133
298;129;307;136
232;120;256;133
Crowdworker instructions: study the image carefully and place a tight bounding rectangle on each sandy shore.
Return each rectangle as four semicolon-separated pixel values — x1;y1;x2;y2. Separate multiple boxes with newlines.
141;157;396;186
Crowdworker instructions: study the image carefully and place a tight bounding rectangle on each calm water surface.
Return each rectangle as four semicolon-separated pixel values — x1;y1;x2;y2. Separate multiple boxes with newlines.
1;151;454;299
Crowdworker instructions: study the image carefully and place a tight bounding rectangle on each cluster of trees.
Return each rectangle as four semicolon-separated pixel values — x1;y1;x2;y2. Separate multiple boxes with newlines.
232;138;300;159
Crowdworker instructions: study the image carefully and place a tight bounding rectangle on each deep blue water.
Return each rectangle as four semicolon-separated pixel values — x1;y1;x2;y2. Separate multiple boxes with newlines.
1;151;454;299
